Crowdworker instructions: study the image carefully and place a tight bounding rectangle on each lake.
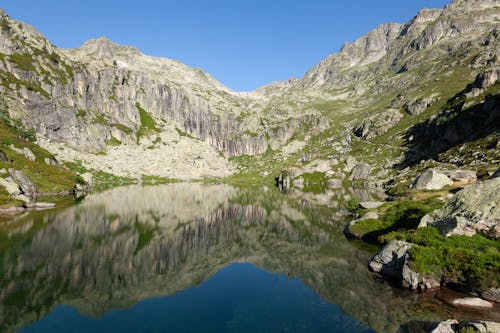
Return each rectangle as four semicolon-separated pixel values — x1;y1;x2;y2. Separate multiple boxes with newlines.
0;183;494;332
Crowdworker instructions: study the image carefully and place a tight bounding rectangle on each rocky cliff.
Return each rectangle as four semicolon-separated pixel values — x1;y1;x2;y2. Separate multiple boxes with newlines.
0;0;498;185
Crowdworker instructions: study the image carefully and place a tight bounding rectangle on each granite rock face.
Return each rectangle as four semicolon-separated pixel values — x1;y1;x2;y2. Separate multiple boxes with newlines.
420;178;500;238
412;169;454;190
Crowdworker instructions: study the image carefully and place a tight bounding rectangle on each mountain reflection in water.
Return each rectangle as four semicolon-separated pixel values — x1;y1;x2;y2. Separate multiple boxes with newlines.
0;184;493;333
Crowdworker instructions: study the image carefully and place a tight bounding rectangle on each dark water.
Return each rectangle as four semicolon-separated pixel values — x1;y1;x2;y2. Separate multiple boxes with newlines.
0;184;494;333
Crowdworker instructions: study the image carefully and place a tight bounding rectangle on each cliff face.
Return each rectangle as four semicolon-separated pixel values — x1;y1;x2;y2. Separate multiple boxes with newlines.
0;0;498;181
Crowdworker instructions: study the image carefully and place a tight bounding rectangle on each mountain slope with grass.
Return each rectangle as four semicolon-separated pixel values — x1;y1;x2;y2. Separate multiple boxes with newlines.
0;0;498;204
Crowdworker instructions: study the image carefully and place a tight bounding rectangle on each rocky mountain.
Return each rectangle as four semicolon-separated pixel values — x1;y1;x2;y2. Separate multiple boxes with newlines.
0;0;498;192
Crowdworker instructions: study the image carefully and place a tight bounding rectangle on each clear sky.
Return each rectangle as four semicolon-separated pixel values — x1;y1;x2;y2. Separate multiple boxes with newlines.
2;0;450;91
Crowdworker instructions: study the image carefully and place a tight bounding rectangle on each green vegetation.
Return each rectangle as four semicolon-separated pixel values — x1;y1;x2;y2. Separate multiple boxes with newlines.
175;127;196;139
301;172;327;193
0;115;77;206
0;69;50;99
383;227;500;290
106;137;121;146
8;53;36;72
135;102;159;143
349;197;443;242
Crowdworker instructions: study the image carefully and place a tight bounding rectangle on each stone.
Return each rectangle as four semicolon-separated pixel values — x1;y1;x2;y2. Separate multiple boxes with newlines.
353;109;403;139
369;240;412;280
404;96;436;116
8;169;37;198
430;320;458;333
359;212;379;220
420;178;500;238
0;177;22;196
440;169;477;182
451;297;493;309
458;321;500;333
359;201;384;209
9;145;36;161
412;169;453;190
402;264;421;290
326;178;343;189
481;287;500;303
44;157;59;165
24;202;56;210
0;149;8;162
350;163;371;180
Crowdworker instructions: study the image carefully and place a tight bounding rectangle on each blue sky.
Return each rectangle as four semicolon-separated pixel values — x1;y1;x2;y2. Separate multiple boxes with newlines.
3;1;450;91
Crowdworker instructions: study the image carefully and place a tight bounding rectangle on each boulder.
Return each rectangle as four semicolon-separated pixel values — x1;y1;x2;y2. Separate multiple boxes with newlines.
9;144;36;161
481;287;500;303
0;176;22;196
419;178;500;238
24;202;56;210
326;178;343;189
404;96;436;116
350;163;371;180
353;108;403;139
412;169;453;190
440;169;477;182
44;157;59;165
369;240;412;280
431;320;500;333
8;169;37;198
360;201;384;209
0;150;8;162
359;212;379;220
430;320;458;333
451;297;493;309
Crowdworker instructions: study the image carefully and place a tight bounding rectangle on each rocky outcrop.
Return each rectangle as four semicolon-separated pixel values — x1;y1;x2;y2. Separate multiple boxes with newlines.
353;109;403;139
412;169;453;190
8;169;37;198
350;162;372;180
0;150;8;162
369;240;441;291
369;240;412;280
464;67;500;97
404;96;437;116
420;178;500;238
431;320;500;333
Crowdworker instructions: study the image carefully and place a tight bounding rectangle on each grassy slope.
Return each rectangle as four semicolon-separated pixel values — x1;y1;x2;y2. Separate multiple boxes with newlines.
0;119;78;207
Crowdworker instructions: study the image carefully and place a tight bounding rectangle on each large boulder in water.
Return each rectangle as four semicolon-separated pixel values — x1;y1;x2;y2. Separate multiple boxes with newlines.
412;169;453;190
419;177;500;238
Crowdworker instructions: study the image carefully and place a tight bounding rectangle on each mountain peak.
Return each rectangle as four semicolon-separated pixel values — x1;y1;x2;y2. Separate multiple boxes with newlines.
77;36;139;58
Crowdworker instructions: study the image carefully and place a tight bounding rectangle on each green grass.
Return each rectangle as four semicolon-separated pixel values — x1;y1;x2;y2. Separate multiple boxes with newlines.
135;102;159;143
8;53;36;72
383;227;500;290
301;172;327;194
0;118;77;204
106;137;121;146
349;197;443;242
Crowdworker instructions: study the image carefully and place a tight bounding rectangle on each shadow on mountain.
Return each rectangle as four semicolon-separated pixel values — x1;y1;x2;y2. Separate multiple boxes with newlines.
399;94;500;168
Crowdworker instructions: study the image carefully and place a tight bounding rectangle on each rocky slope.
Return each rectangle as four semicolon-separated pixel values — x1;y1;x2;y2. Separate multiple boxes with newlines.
0;0;498;191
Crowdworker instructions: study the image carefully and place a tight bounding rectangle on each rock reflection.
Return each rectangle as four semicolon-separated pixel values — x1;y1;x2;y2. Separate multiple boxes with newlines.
0;184;493;333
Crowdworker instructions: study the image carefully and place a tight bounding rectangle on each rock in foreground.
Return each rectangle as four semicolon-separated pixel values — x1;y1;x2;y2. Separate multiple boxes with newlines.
420;178;500;238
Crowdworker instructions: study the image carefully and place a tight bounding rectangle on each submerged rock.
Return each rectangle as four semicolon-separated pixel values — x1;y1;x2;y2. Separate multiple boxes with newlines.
451;297;493;309
419;178;500;238
412;169;453;190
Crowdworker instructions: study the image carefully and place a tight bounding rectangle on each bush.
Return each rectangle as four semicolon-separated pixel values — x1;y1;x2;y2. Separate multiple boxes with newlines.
383;227;500;290
345;197;361;214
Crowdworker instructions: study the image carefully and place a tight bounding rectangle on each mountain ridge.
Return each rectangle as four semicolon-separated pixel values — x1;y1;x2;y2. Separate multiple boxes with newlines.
0;0;498;193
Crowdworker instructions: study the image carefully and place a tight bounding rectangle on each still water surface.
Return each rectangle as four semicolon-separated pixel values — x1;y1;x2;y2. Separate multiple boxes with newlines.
0;184;492;333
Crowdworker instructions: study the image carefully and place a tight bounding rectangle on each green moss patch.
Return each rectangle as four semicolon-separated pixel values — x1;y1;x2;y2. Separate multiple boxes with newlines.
135;102;159;143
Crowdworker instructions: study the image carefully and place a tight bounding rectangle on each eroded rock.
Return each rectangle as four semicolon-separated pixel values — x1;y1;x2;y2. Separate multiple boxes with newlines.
412;169;453;190
419;178;500;238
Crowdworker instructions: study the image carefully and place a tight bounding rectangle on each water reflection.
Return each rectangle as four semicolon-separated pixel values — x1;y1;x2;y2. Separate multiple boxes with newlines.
0;184;494;333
